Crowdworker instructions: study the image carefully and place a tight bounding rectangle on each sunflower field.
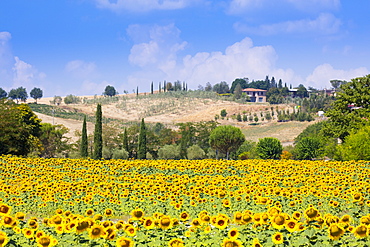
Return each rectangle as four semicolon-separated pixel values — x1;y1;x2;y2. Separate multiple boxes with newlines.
1;155;370;246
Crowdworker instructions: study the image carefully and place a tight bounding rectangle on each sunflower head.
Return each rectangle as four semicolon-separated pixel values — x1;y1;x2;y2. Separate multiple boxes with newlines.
353;224;368;238
168;238;185;247
272;232;284;245
328;223;345;241
116;236;134;247
222;238;243;247
131;208;144;220
228;228;239;239
0;231;9;247
88;225;105;239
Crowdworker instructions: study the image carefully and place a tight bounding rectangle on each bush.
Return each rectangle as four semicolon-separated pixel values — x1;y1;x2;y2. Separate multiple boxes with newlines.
158;145;181;159
102;147;112;159
295;137;322;160
220;109;227;117
338;126;370;161
112;149;129;159
256;137;283;159
64;94;80;104
187;145;206;160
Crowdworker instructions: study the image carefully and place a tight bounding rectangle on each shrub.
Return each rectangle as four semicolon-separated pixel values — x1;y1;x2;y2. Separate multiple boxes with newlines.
187;145;206;160
256;137;283;159
112;149;129;159
158;145;181;159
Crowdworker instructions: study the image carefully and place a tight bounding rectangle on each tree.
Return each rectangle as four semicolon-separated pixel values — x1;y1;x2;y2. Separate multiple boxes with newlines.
64;94;80;104
52;96;62;105
123;128;129;152
234;84;243;99
30;87;43;103
230;78;248;93
296;84;309;98
80;115;88;158
205;82;212;92
337;126;370;161
93;104;103;159
151;82;154;94
295;137;322;160
0;88;7;98
256;137;283;159
0;99;41;156
8;87;28;103
213;81;229;94
209;125;245;159
330;80;344;90
137;118;147;159
158;145;180;159
187;145;206;159
220;109;227;118
39;123;69;158
323;74;370;141
104;85;117;97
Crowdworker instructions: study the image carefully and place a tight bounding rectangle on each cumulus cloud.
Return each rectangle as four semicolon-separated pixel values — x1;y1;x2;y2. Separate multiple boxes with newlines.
65;60;97;78
305;64;369;89
234;13;341;36
94;0;201;12
128;23;187;72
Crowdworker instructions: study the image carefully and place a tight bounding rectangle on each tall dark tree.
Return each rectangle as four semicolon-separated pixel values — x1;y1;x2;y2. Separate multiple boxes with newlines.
80;115;88;158
136;86;139;97
278;79;283;89
0;88;7;98
137;118;147;159
151;82;154;94
30;87;43;103
159;82;161;93
93;104;103;159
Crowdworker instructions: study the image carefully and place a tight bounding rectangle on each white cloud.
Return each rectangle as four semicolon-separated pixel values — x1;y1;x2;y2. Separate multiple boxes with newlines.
286;0;340;11
65;60;97;78
12;57;46;90
128;23;187;72
305;64;369;89
234;13;341;35
94;0;201;12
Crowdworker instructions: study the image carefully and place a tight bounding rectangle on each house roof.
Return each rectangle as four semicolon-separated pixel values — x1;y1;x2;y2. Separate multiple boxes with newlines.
242;88;267;92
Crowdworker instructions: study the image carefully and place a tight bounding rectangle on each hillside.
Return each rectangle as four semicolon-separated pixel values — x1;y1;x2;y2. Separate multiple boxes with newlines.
34;92;315;145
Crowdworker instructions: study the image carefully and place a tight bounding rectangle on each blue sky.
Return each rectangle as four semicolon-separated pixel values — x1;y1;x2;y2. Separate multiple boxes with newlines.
1;0;369;97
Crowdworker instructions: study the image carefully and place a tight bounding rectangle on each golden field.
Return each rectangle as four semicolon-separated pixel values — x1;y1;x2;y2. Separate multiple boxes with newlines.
1;155;370;246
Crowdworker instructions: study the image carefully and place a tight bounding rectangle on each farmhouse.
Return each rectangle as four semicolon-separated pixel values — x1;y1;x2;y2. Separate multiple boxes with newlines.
242;88;267;103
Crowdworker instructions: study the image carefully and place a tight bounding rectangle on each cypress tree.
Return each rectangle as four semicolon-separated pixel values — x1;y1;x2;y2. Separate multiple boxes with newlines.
137;118;147;159
151;82;154;94
80;115;88;157
159;82;161;93
93;103;103;159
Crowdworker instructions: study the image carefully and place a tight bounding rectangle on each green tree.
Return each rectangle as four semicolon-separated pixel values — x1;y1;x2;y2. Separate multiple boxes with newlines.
213;81;229;94
8;87;28;103
296;84;309;98
137;118;147;159
209;125;245;159
295;137;322;160
64;94;80;104
0;99;41;156
30;87;43;103
256;137;283;159
0;88;7;98
337;126;370;161
234;83;243;99
80;115;88;158
104;85;117;97
93;104;103;159
39;123;69;158
323;74;370;141
158;145;180;159
187;145;206;160
220;109;227;118
230;78;248;93
122;128;129;152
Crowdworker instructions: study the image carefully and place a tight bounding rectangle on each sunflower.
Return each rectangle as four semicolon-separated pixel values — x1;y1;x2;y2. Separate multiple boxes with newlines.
228;228;239;239
352;224;368;238
222;199;231;208
222;238;243;247
179;212;189;221
215;215;228;230
304;206;319;220
233;212;243;224
200;214;211;224
15;212;25;221
125;225;136;237
76;219;90;234
242;213;253;224
285;219;298;233
50;215;63;226
85;208;94;217
88;225;105;239
36;235;58;247
55;208;63;215
272;232;284;245
328;223;345;241
131;208;144;220
28;219;38;229
0;231;9;247
168;238;185;247
0;204;11;216
93;214;103;221
22;228;34;239
292;211;301;221
143;217;155;230
104;208;114;218
159;216;173;230
116;236;134;247
1;215;17;228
